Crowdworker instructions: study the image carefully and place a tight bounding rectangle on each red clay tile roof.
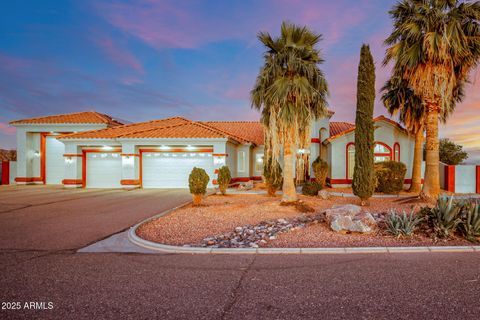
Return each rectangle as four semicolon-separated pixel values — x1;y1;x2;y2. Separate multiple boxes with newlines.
10;111;124;126
59;117;190;139
120;122;235;139
203;121;264;145
0;149;16;161
326;116;408;142
329;122;355;137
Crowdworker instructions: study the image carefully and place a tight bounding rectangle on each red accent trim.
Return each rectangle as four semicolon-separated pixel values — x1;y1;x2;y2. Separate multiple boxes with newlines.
212;179;218;185
445;165;456;192
63;154;82;157
214;169;219;174
140;148;213;153
139;151;143;188
311;138;321;144
476;166;480;194
404;178;424;184
212;153;228;156
393;142;400;162
40;133;47;184
62;179;82;185
121;179;140;186
15;177;43;183
1;161;9;185
121;154;139;157
82;148;122;153
330;178;352;185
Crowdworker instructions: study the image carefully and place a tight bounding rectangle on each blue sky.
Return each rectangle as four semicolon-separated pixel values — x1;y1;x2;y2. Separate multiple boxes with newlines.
0;0;479;161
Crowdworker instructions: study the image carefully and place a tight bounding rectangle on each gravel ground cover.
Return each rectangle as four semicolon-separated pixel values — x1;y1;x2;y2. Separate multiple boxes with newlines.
136;193;470;247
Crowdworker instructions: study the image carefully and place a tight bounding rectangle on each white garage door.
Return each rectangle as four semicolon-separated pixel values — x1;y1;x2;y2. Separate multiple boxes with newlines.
45;136;65;184
86;153;122;188
142;152;214;188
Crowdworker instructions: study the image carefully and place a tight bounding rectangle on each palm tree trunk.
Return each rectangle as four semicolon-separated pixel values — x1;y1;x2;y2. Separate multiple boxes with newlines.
421;104;440;200
282;139;297;203
408;127;423;193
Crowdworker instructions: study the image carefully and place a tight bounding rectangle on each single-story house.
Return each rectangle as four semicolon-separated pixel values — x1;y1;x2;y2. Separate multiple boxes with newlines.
9;110;417;189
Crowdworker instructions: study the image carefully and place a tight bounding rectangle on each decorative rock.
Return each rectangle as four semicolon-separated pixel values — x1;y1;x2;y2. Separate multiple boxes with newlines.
318;189;330;200
326;204;377;234
238;180;254;191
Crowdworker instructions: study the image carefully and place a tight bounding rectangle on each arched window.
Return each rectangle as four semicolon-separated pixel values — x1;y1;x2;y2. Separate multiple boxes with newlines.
347;143;355;179
394;143;400;162
374;142;392;163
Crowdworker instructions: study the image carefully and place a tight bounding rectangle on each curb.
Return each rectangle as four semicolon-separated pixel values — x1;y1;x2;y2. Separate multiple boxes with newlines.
128;206;480;255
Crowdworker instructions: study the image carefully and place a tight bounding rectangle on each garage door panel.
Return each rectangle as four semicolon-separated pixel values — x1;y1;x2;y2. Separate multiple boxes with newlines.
142;153;214;188
86;153;122;188
45;137;65;184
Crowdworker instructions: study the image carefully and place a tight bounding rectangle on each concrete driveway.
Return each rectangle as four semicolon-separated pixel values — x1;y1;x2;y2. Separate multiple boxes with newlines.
0;185;191;251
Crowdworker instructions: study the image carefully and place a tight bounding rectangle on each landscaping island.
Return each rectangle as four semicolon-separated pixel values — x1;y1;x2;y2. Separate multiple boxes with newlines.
136;193;474;249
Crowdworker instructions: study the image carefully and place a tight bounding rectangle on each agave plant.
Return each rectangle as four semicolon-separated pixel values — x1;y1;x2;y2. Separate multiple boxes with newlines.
428;196;462;238
385;209;423;238
459;202;480;243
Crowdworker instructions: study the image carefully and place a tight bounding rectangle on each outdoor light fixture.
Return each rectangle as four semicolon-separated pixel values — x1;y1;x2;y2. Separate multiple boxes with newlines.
112;153;119;158
297;149;310;155
65;157;73;164
213;155;226;166
34;151;40;157
159;145;171;150
102;146;113;151
186;145;195;151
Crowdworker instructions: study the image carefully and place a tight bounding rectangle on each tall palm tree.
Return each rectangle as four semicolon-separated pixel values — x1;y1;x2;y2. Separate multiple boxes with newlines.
384;0;480;199
251;22;329;203
381;76;425;193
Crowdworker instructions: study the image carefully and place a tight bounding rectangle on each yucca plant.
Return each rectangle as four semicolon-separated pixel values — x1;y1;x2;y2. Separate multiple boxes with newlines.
459;202;480;242
427;196;462;238
385;209;423;237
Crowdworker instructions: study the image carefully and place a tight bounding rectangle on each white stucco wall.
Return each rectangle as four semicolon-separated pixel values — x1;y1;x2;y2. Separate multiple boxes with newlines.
225;142;237;177
13;123;108;183
326;120;415;184
455;165;476;194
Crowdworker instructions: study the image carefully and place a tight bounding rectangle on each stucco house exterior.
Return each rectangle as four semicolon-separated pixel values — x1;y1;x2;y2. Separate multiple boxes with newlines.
9;110;418;189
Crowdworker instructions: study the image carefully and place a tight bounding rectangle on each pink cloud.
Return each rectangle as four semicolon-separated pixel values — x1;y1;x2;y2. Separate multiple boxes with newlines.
0;123;16;135
93;0;370;50
95;37;144;74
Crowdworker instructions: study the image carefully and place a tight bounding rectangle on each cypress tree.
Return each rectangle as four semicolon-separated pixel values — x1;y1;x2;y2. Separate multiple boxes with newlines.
352;44;375;205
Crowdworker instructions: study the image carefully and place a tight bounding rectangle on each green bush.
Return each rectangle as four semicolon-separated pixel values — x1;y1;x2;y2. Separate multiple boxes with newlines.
188;167;210;195
374;161;407;194
459;202;480;242
217;166;231;195
302;182;320;196
385;209;424;237
312;157;328;188
264;158;283;196
422;196;462;238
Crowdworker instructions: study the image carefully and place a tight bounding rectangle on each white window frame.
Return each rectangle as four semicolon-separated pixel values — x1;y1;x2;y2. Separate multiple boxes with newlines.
238;151;246;172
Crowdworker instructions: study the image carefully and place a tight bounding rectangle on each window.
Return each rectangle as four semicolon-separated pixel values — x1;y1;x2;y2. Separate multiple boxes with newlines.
255;153;264;173
347;144;355;179
374;142;392;163
238;151;246;172
394;143;400;162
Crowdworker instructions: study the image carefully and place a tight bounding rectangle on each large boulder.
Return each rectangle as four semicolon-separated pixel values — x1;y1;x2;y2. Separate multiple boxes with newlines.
325;205;377;234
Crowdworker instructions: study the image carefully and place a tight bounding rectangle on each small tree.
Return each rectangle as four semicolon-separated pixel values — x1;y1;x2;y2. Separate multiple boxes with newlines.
312;157;328;189
217;166;231;195
352;44;376;205
188;167;210;206
439;138;468;165
263;158;283;196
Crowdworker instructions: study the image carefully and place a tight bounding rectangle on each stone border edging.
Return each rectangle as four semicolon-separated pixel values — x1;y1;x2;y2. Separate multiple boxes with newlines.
128;202;480;254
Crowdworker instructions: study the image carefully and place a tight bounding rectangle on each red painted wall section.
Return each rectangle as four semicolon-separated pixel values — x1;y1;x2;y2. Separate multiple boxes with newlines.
476;166;480;194
1;161;9;185
445;165;456;193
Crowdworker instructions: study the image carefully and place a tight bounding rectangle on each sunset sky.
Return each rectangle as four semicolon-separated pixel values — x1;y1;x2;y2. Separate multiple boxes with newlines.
1;0;479;161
